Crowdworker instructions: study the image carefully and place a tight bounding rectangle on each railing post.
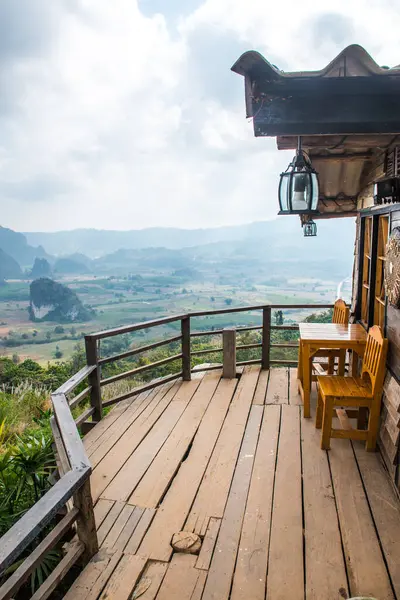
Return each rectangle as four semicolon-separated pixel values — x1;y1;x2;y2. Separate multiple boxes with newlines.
262;307;271;370
223;327;236;379
181;316;191;381
85;336;102;422
74;478;99;562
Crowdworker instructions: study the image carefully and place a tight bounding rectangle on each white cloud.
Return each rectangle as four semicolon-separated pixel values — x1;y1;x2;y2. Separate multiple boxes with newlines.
1;0;400;231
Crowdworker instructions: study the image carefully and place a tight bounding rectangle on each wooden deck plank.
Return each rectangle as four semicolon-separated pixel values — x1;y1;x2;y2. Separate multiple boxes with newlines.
138;378;237;562
289;367;302;406
129;371;221;507
202;405;263;600
124;508;156;554
83;394;143;452
90;381;183;501
94;498;114;529
101;378;203;502
301;412;348;600
63;548;122;600
101;504;135;549
186;366;260;536
99;554;147;600
195;517;221;571
132;562;168;600
156;555;207;600
266;404;303;600
112;505;144;552
89;382;177;468
253;369;269;404
87;389;156;461
97;501;125;547
329;439;394;599
354;442;400;597
231;404;280;600
266;367;289;404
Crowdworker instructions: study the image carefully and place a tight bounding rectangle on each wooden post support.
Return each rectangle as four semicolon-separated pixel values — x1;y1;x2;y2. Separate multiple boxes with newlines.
223;328;236;379
73;478;99;562
85;336;102;422
262;307;271;370
181;316;191;381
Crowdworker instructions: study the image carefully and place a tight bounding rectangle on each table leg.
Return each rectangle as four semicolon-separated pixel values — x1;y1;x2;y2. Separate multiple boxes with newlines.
338;349;346;376
351;350;359;377
297;341;303;380
302;343;311;418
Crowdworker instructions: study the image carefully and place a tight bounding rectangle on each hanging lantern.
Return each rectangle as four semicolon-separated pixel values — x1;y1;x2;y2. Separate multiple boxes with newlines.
278;137;319;215
303;219;317;237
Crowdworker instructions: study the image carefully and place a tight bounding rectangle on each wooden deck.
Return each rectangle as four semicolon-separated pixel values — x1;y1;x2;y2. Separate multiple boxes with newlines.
65;367;400;600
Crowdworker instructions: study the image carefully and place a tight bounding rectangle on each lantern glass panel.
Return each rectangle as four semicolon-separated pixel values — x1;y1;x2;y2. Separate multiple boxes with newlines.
310;172;319;210
278;172;290;212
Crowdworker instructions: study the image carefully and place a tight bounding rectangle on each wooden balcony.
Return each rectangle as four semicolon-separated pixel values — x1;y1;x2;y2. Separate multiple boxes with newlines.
1;305;400;600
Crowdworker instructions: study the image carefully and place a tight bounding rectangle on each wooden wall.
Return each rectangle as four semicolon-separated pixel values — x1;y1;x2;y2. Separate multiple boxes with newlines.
356;161;400;488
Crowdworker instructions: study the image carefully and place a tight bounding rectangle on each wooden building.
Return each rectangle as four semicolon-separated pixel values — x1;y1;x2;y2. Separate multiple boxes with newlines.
232;43;400;486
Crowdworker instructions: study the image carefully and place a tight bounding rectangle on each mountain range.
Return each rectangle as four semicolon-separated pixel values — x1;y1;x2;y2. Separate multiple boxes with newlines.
23;218;356;260
0;218;356;282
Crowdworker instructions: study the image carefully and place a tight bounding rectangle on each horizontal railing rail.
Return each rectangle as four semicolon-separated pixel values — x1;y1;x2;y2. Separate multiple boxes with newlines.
0;302;333;599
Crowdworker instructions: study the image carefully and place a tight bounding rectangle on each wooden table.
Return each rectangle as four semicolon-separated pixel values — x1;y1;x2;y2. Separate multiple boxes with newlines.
297;323;367;418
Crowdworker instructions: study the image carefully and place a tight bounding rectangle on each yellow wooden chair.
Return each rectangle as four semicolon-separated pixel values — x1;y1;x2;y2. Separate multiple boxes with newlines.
312;299;350;377
315;325;388;451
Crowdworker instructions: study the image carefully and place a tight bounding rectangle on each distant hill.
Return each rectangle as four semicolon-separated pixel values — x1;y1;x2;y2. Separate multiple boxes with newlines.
24;218;356;260
0;249;22;280
29;278;93;322
31;258;52;279
0;226;51;267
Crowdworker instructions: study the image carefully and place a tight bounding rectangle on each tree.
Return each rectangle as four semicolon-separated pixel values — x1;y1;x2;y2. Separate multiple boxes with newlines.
274;310;284;326
46;331;51;340
210;296;215;302
12;353;20;364
224;298;233;306
54;325;65;334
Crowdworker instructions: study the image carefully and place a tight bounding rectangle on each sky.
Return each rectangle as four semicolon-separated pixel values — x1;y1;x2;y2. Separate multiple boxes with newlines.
1;0;400;232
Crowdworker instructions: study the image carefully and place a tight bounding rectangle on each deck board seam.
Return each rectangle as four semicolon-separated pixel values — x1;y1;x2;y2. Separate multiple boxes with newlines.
264;404;282;596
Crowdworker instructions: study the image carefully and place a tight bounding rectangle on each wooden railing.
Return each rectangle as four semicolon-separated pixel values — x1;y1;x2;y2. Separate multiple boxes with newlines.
0;372;97;600
0;303;331;598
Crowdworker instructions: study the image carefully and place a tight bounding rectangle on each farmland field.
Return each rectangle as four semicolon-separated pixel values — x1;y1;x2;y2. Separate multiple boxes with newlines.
0;274;350;364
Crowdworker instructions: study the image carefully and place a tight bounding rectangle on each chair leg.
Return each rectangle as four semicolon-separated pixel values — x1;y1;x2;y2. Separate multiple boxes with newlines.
327;355;335;375
315;389;323;429
321;397;333;450
366;400;380;452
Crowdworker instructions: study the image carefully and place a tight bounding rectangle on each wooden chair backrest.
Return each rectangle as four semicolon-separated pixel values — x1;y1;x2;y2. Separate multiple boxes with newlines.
361;325;388;394
332;299;349;325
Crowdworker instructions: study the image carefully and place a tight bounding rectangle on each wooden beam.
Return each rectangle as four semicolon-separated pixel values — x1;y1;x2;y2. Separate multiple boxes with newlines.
98;335;182;365
52;393;90;469
277;134;397;151
0;509;79;600
182;316;191;381
30;542;84;600
85;336;102;422
223;328;236;379
100;354;183;387
53;365;96;396
262;307;271;370
0;469;89;574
